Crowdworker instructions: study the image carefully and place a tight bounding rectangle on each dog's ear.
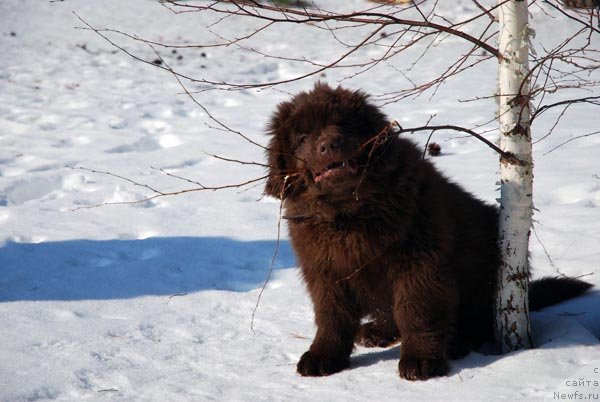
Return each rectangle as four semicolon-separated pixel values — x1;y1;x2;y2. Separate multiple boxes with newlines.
345;88;389;139
264;100;295;199
265;153;288;199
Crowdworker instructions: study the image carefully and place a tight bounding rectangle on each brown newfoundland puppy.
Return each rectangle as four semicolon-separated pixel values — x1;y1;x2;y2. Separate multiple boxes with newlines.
264;83;592;381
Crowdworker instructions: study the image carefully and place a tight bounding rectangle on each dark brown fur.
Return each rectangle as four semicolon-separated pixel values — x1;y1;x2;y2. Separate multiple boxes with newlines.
264;83;592;381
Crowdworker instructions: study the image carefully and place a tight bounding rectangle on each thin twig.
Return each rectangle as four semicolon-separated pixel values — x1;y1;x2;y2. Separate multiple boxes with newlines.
543;130;600;155
250;176;289;334
69;168;269;211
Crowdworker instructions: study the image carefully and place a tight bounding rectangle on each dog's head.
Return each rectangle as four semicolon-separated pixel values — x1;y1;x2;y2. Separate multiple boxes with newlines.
264;83;390;200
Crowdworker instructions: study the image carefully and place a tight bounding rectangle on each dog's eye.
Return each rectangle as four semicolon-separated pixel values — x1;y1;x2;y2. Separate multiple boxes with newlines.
296;134;308;147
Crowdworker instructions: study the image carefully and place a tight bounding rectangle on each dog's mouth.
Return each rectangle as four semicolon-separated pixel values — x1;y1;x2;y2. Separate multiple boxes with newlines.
313;159;358;183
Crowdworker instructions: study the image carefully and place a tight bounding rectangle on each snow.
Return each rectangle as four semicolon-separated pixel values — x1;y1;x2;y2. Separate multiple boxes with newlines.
1;0;599;401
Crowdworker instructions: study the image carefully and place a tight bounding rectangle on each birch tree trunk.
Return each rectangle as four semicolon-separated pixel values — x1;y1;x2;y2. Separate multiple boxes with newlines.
494;0;534;353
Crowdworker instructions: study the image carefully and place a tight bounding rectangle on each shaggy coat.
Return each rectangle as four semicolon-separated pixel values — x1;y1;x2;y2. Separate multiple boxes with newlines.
264;83;591;380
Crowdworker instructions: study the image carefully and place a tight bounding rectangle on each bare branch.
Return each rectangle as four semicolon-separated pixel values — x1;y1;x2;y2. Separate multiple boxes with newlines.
397;124;522;164
251;177;289;334
163;0;501;57
543;129;600;155
69;167;269;211
532;95;600;121
68;166;166;195
543;0;600;35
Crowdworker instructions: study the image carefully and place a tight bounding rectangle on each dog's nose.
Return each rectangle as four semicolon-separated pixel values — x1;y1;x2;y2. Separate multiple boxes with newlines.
318;137;341;155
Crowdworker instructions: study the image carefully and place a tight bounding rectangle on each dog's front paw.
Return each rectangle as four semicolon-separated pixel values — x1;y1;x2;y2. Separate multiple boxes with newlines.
398;355;448;381
297;351;349;377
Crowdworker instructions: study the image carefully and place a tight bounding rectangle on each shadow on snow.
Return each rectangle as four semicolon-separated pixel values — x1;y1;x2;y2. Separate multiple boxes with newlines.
0;237;295;302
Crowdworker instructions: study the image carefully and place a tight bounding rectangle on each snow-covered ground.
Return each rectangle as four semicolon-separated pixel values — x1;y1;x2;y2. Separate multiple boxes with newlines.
1;0;599;401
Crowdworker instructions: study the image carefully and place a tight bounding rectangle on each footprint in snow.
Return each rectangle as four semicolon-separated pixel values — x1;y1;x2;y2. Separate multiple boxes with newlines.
52;309;85;321
138;324;161;342
37;114;62;131
140;248;161;260
90;246;161;268
159;159;202;171
139;119;170;135
107;116;128;129
24;387;60;401
3;176;63;205
105;134;181;153
552;183;600;207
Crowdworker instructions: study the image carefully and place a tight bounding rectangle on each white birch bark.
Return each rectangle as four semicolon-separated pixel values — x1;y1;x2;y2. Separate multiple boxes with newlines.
495;0;534;353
